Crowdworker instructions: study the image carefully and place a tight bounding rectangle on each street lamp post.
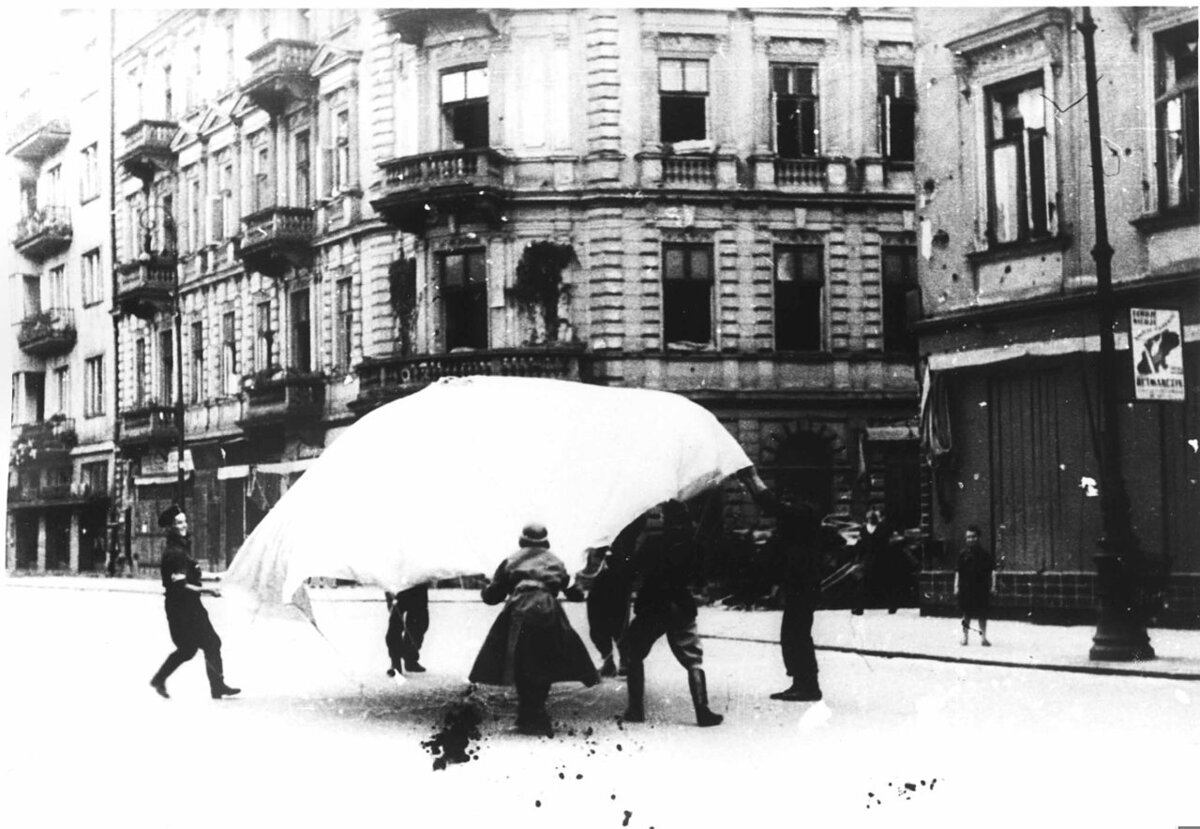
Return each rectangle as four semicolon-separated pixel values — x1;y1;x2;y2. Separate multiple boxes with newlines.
1078;7;1153;662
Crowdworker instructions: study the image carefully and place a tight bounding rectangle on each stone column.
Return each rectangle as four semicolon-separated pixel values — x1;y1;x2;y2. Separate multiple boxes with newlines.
37;514;47;573
69;511;81;572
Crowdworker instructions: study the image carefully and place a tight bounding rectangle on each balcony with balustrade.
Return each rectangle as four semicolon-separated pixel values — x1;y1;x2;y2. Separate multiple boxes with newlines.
11;418;77;469
117;404;180;450
238;371;325;431
6;113;70;163
351;345;590;415
237;207;315;278
13;206;72;261
116;254;177;318
242;39;319;115
119;119;179;186
17;307;76;357
372;148;510;235
635;149;738;190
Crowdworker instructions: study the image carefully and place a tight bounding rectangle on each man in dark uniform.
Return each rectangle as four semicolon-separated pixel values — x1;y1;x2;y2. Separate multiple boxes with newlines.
149;505;240;700
621;501;723;727
760;490;824;701
385;584;430;676
586;515;643;678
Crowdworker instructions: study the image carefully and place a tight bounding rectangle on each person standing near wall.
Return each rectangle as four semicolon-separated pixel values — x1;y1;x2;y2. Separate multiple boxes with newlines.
955;524;996;646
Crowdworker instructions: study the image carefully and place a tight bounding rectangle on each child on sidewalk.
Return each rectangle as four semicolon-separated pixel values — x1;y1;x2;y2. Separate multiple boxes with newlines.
954;525;996;646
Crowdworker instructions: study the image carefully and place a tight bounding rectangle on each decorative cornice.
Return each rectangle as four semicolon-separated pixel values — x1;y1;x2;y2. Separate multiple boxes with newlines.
946;8;1072;61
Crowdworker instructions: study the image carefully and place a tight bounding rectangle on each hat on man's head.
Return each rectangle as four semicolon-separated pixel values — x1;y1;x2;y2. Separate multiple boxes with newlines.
519;522;550;548
158;504;183;529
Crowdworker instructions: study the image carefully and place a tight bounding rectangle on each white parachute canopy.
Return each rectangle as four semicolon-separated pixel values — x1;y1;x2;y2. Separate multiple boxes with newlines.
224;376;752;614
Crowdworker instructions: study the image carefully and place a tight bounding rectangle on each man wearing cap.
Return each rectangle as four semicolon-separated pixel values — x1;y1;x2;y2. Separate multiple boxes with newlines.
149;505;240;700
470;522;599;736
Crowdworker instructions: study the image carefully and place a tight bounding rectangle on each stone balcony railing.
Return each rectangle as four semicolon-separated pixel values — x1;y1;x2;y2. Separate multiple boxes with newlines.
243;39;319;114
239;371;325;429
352;345;589;414
374;148;510;234
238;206;315;277
119;119;179;182
13;206;72;261
116;253;177;317
11;418;77;468
636;150;738;190
118;404;180;448
17;307;76;357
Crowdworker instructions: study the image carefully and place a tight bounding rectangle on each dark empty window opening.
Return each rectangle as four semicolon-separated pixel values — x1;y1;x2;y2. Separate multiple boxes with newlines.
879;67;916;162
290;289;311;371
441;66;489;149
441;249;488;351
662;243;713;346
774;245;823;351
986;73;1050;244
772;64;819;158
881;246;918;354
660;59;708;144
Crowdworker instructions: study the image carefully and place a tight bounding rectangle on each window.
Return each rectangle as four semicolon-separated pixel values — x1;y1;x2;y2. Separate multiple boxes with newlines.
662;243;713;346
439;250;488;351
772;64;818;158
134;337;148;406
217;156;234;241
660;59;708;144
188;176;201;252
440;66;489;149
159;328;174;405
221;311;238;395
46;164;63;207
881;246;918;353
81;249;103;306
52;366;69;416
335;277;353;372
81;461;108;497
163;64;173;120
189;321;204;403
46;265;66;310
125;194;141;259
187;43;202;111
84;356;104;417
161;193;176;253
253;137;271;212
295;130;311;205
290;289;311;371
255;301;275;371
1155;21;1198;212
224;23;236;86
24;372;46;423
334;110;351;191
986;74;1051;244
80;143;100;202
20;274;40;320
774;245;823;351
878;68;915;162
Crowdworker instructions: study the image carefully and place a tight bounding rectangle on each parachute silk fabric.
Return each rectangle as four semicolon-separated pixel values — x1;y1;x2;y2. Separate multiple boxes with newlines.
225;376;752;616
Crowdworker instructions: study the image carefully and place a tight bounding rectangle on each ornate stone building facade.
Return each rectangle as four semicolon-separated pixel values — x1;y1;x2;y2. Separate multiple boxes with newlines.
9;8;921;576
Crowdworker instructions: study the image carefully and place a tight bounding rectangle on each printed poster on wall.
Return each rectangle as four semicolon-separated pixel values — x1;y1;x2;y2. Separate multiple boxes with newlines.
1129;308;1185;402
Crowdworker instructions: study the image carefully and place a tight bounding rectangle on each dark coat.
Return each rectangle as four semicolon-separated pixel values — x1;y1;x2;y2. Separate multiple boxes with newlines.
957;542;995;616
160;533;218;650
630;525;698;626
769;501;822;602
469;545;599;688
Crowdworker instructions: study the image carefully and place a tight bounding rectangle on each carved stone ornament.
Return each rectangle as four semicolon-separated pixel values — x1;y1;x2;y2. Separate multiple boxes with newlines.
767;37;828;61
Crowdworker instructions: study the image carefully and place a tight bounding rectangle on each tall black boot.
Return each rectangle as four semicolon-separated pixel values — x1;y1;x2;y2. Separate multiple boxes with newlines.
687;667;723;727
623;660;645;722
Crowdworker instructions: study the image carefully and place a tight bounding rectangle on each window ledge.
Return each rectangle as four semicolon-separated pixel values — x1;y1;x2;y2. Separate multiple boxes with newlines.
1130;210;1199;234
965;234;1071;266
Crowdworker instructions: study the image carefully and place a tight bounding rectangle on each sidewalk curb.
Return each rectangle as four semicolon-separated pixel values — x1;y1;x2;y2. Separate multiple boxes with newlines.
702;634;1200;681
